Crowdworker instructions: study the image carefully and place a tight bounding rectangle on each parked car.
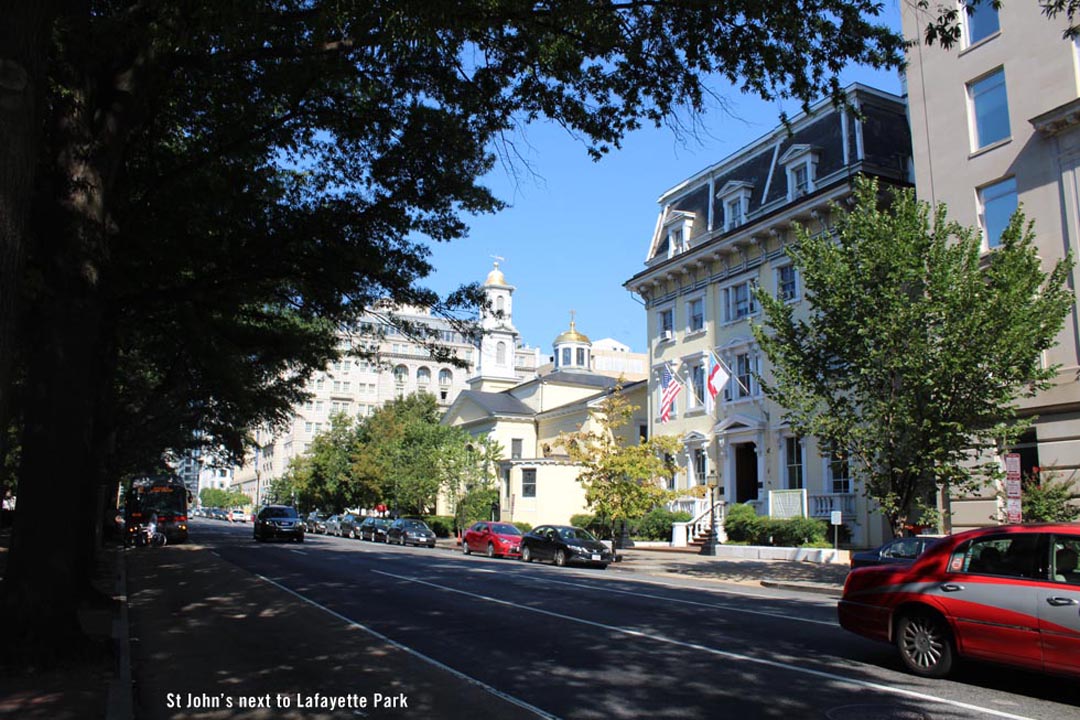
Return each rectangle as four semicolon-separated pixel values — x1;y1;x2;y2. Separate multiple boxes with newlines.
839;522;1080;678
324;514;343;536
520;525;613;568
849;535;943;569
305;511;330;534
359;516;391;542
387;518;437;548
253;505;305;543
228;508;248;523
462;521;523;558
339;513;364;539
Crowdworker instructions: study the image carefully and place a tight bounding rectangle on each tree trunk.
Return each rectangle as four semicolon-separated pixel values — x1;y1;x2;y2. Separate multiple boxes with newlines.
0;1;55;487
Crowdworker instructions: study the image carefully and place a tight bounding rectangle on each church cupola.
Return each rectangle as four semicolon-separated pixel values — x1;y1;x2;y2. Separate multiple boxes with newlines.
553;312;592;372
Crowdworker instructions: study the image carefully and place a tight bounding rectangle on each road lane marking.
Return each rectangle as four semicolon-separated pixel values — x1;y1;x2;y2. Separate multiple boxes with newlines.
374;570;1037;720
253;572;560;720
510;574;837;626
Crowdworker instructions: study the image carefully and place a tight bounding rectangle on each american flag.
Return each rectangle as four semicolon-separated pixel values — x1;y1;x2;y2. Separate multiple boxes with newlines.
659;365;682;423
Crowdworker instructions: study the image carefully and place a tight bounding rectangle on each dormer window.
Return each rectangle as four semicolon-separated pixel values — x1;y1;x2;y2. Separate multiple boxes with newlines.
780;144;820;201
653;210;695;260
717;181;754;233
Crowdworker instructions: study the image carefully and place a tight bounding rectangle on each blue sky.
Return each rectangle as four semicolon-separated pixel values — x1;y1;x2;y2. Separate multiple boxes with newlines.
422;3;904;356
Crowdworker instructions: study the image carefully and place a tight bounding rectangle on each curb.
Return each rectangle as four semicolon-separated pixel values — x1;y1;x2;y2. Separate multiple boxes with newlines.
106;546;133;720
759;578;843;597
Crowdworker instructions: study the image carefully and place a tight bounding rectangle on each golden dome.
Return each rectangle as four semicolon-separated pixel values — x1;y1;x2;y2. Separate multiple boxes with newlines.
484;262;508;287
554;318;591;346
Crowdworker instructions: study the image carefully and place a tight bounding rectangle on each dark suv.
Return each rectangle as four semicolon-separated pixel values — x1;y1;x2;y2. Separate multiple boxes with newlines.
254;505;305;542
305;511;330;534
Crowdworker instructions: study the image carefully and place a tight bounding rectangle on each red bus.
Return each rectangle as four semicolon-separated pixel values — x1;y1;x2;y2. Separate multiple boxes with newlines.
125;478;190;543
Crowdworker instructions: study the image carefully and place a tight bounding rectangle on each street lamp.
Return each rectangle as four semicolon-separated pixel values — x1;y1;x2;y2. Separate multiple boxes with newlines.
699;474;720;556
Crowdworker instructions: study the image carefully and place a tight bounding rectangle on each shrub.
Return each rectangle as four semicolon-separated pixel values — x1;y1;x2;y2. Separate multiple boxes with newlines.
512;521;532;534
768;516;828;547
632;508;692;541
723;503;765;543
423;515;455;538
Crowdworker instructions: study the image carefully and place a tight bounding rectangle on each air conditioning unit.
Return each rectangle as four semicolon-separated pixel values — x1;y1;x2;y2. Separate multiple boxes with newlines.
660;330;673;341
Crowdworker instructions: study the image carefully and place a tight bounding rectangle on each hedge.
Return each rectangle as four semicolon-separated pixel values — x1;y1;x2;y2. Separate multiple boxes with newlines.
723;503;828;547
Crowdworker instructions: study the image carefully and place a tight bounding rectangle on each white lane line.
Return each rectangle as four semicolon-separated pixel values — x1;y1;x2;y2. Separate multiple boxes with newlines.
288;549;308;556
253;572;560;720
373;570;1037;720
510;574;837;627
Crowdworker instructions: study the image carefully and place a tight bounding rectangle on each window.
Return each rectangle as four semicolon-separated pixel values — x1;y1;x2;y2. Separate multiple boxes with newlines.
965;1;999;46
953;534;1042;579
496;341;507;365
785;437;804;490
968;68;1010;149
726;198;744;230
521;469;537;498
791;164;809;197
417;366;431;384
511;439;523;460
496;296;505;313
439;368;452;386
829;449;850;494
574;347;583;366
393;365;408;384
333;381;341;392
658;308;674;340
777;265;798;302
734;353;756;399
693;448;707;485
687;297;704;333
690;362;706;408
672;228;685;254
780;145;819;201
561;347;571;366
723;280;757;322
978;176;1017;248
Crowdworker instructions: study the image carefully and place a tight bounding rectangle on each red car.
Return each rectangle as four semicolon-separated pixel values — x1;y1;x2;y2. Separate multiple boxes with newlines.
462;521;523;558
839;522;1080;678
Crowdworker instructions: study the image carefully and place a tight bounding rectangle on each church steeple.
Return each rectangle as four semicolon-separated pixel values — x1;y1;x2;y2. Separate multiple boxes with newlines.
552;311;592;372
469;260;521;392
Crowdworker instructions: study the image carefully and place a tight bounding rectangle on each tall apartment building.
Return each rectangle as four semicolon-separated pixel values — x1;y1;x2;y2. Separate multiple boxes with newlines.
231;264;543;505
901;3;1080;528
624;84;912;546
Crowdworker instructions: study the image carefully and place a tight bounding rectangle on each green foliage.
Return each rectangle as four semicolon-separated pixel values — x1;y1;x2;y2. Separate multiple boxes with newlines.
423;516;455;538
560;381;680;540
631;508;692;541
512;522;533;534
723;503;766;544
754;177;1075;535
199;487;251;509
722;504;827;546
1020;471;1080;523
570;514;601;531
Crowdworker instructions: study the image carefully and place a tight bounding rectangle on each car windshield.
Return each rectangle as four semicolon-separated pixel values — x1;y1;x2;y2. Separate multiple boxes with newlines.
263;507;298;519
559;527;596;542
491;523;522;536
403;520;428;529
375;519;391;528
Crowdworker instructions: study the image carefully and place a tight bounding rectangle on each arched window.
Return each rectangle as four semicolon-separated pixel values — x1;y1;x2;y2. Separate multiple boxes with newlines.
439;369;452;386
496;341;507;365
417;366;431;384
393;364;408;384
496;296;505;313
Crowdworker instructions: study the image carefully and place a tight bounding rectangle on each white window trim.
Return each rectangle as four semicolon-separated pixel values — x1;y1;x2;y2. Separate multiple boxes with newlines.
721;278;759;324
966;66;1010;153
656;304;676;343
685;294;706;336
779;144;820;201
681;350;710;413
782;434;805;490
976;175;1017;250
775;263;800;303
717;182;754;233
719;343;761;404
960;0;1001;51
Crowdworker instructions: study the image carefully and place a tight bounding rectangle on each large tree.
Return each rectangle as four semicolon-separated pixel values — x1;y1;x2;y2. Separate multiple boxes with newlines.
753;177;1074;537
4;0;1002;656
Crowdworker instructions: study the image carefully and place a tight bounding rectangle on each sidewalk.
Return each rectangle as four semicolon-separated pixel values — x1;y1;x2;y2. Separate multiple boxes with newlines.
0;531;847;720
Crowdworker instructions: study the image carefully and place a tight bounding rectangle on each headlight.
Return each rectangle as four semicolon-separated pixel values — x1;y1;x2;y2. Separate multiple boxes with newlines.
566;545;587;554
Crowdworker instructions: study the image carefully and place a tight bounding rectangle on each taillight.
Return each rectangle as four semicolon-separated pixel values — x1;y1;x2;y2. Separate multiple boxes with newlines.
176;515;187;522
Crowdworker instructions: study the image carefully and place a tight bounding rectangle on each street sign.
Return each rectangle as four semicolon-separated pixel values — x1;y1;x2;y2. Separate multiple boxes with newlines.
1005;453;1022;523
830;510;843;526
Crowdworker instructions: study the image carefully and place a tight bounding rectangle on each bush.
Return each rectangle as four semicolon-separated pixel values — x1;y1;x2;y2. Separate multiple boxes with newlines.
423;515;455;538
512;521;532;534
632;508;692;541
767;516;828;547
570;513;608;536
723;503;765;543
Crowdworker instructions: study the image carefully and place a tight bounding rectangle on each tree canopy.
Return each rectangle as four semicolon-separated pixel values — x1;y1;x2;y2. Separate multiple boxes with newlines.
753;177;1074;536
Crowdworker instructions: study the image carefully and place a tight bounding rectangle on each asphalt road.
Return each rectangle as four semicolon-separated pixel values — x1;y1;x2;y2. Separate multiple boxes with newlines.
193;518;1080;720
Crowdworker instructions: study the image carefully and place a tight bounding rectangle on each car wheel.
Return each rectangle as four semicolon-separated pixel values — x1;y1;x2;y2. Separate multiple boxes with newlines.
487;543;495;558
462;540;471;555
348;529;354;539
554;549;567;567
896;610;954;678
521;546;532;563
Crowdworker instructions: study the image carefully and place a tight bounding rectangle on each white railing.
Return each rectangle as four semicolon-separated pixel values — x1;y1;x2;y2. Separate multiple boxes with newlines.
672;500;726;546
808;493;856;519
667;497;709;518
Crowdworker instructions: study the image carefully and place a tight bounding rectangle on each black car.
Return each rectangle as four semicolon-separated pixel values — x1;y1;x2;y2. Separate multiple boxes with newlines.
254;505;305;542
305;511;330;534
339;513;364;539
520;525;612;568
359;516;391;542
386;518;437;548
849;535;943;569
